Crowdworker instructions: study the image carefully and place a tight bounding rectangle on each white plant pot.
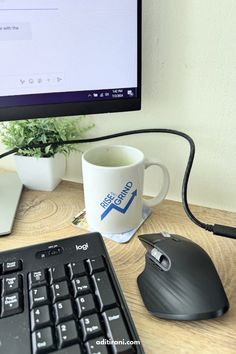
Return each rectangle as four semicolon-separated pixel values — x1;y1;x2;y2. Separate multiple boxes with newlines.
14;154;66;191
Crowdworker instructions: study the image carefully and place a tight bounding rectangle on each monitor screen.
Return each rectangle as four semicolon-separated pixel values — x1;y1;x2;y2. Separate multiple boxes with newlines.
0;0;141;121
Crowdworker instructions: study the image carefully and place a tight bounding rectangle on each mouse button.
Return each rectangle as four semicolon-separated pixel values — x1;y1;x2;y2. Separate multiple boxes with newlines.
171;234;193;243
165;237;192;253
138;233;164;246
149;248;171;271
153;239;177;255
150;248;163;262
146;253;163;272
160;257;170;268
156;241;193;269
172;237;181;242
161;231;172;238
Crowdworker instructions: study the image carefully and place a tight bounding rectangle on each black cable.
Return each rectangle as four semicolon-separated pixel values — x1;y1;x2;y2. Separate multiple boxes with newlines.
0;148;18;159
1;128;236;238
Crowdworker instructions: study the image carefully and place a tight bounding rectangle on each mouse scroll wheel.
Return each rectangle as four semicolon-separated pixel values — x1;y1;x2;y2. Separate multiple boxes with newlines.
151;248;169;268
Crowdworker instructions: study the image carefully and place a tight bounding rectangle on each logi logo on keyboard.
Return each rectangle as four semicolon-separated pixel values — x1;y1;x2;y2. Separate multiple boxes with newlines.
75;243;89;251
100;181;137;220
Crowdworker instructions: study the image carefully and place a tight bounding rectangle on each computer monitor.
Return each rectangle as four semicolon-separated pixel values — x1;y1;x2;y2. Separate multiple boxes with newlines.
0;1;142;235
0;0;141;121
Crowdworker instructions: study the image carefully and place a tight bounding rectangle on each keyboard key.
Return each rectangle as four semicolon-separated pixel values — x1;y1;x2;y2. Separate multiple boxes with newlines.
103;308;135;354
29;286;49;309
32;327;55;354
2;274;22;294
92;271;117;311
87;257;105;275
72;276;91;297
54;299;74;324
31;305;52;331
67;261;86;279
85;337;109;354
51;281;70;303
57;320;79;348
2;260;22;274
57;344;83;354
48;266;66;284
1;292;23;317
29;270;46;288
80;313;103;341
76;293;97;318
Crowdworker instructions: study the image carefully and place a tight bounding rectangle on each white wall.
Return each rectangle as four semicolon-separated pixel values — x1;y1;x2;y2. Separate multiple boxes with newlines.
1;0;236;212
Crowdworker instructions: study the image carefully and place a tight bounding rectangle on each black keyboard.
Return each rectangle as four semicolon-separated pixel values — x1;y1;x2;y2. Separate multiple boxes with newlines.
0;232;144;354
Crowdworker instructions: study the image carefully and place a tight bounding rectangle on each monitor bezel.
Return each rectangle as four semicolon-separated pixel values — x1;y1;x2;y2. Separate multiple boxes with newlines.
0;0;142;122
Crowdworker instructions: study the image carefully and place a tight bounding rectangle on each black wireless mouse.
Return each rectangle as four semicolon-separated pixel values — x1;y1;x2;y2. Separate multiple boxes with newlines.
137;232;229;320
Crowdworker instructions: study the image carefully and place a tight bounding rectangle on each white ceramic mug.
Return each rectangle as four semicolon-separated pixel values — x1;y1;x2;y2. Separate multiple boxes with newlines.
82;145;170;234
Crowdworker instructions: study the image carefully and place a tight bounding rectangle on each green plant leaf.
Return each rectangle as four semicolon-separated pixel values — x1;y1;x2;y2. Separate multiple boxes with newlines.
0;116;94;158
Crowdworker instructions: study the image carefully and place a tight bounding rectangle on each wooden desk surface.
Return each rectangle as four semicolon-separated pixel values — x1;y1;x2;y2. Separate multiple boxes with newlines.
0;181;236;354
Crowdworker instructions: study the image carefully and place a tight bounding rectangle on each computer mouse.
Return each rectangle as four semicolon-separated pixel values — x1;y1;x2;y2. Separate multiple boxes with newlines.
137;232;229;320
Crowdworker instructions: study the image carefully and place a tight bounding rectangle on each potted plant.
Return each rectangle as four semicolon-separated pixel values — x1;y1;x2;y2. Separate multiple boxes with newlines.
0;117;94;191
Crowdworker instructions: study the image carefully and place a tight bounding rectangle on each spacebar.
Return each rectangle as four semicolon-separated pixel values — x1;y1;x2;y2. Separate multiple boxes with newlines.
102;307;135;354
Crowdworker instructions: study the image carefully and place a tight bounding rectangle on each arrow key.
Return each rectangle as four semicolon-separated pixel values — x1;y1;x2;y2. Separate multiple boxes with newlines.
51;281;70;303
57;320;79;348
30;305;52;331
76;293;97;318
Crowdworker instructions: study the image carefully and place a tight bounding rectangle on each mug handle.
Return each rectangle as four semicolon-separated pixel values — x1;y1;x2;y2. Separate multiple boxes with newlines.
143;159;170;208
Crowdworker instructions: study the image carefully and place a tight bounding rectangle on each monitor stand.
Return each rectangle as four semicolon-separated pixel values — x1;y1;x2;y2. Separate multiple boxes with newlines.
0;172;23;236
